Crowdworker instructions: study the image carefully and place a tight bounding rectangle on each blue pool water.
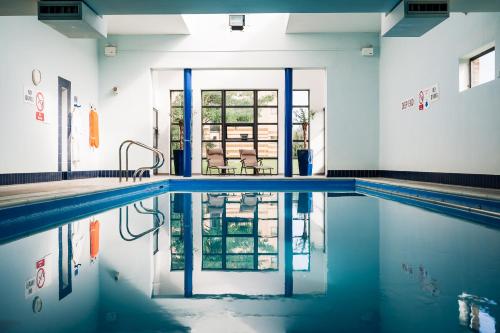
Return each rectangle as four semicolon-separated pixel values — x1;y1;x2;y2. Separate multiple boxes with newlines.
0;188;499;332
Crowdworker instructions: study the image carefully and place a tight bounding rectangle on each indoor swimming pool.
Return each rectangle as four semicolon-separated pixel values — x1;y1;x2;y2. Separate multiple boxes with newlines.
0;185;499;333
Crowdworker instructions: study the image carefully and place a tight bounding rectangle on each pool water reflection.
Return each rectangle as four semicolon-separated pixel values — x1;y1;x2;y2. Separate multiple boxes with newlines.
0;191;499;333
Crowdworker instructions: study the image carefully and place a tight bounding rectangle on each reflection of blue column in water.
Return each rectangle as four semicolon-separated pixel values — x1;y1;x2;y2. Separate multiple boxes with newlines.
284;68;293;178
183;193;193;297
284;192;293;296
183;69;192;177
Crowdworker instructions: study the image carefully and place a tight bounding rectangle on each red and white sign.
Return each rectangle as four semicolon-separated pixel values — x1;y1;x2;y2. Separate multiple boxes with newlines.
35;92;45;122
36;267;46;289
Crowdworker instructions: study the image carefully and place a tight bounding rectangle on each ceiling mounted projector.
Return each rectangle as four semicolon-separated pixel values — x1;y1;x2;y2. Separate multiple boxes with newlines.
229;15;245;31
38;0;107;38
382;0;449;37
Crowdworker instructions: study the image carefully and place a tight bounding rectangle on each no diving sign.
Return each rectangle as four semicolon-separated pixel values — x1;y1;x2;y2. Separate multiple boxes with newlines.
35;92;45;122
25;255;52;298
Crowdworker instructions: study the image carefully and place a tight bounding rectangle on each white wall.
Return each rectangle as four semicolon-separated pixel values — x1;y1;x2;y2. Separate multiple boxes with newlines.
152;69;326;175
99;28;379;172
0;16;100;173
379;13;500;175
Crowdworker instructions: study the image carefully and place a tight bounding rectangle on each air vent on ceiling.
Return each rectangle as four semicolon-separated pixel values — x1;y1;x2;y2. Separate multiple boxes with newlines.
382;0;449;37
37;1;107;38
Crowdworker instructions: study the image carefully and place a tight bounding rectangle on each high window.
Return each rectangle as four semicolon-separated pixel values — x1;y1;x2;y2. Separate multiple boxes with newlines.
470;47;495;88
201;90;278;174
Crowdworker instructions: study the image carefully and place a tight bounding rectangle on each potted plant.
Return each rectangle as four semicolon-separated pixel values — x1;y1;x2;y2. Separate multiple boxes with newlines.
172;108;184;176
294;108;316;176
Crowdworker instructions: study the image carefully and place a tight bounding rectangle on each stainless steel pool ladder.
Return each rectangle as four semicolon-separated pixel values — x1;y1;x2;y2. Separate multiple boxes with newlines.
119;140;165;182
119;202;166;241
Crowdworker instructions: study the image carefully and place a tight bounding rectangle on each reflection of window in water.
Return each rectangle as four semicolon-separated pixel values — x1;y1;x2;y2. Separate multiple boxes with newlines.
170;194;184;270
200;192;279;271
401;263;439;296
293;193;311;271
458;292;497;333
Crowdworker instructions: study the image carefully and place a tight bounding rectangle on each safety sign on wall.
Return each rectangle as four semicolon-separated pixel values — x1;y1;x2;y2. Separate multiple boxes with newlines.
24;85;47;123
35;92;45;122
23;86;35;105
401;83;439;112
25;254;53;298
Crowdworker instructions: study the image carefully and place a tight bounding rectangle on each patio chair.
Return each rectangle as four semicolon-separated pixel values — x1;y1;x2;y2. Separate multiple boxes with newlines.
240;193;260;212
239;149;273;175
206;148;236;175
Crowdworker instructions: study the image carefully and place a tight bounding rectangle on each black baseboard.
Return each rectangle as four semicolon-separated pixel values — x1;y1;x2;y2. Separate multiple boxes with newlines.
0;170;151;186
327;170;500;189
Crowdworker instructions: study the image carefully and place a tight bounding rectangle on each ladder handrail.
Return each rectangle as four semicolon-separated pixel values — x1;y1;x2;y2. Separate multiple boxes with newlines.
119;204;165;242
119;140;165;182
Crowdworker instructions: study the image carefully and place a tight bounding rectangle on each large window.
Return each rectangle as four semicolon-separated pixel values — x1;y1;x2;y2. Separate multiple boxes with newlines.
170;193;184;270
202;90;278;175
170;90;184;174
201;192;279;270
292;90;310;175
470;47;495;88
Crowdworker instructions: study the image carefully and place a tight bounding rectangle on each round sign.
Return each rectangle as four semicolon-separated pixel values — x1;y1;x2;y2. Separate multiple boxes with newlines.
36;268;45;289
36;92;44;112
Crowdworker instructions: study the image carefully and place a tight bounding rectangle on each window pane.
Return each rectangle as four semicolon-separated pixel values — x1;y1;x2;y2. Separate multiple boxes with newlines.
202;91;222;106
202;107;222;123
293;107;309;123
171;125;180;141
258;237;278;253
471;49;495;88
258;125;278;140
202;255;223;269
258;108;278;123
226;237;254;254
293;237;309;253
226;255;254;269
258;255;278;270
226;108;254;123
170;142;181;157
171;237;184;254
293;90;309;106
227;222;253;235
260;159;277;173
171;91;184;107
257;91;277;106
226;91;254;106
227;126;253;140
202;125;222;140
258;202;278;219
293;124;305;141
258;220;278;237
203;237;223;254
202;219;222;235
171;218;182;235
258;142;278;158
293;254;309;271
202;142;221;157
171;107;184;123
226;141;254;158
171;255;184;270
292;142;305;158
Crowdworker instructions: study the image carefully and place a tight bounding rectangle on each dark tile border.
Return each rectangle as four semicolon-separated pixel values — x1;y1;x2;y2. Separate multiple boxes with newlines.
0;170;150;186
328;170;500;189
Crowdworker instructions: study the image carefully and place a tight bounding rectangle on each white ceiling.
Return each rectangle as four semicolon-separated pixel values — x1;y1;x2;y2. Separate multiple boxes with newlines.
105;15;189;35
286;13;381;33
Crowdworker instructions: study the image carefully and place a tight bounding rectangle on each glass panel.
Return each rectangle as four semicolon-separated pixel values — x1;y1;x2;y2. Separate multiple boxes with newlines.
202;125;222;140
258;202;278;219
226;255;254;269
171;237;184;254
258;220;278;237
171;218;182;236
292;124;305;141
293;90;309;106
227;222;253;235
171;254;184;270
226;237;254;254
225;202;253;219
202;219;222;235
226;108;254;123
257;91;277;106
171;125;181;141
226;141;254;158
202;142;221;158
258;125;278;140
202;91;222;106
471;50;495;88
293;107;309;123
293;237;309;253
171;91;184;107
258;255;278;270
293;159;299;175
226;91;254;106
293;254;309;271
202;107;222;123
227;126;253;140
203;237;223;254
292;142;305;158
202;255;223;269
170;142;181;157
171;107;184;123
258;238;278;253
258;142;278;158
260;159;277;174
258;108;277;123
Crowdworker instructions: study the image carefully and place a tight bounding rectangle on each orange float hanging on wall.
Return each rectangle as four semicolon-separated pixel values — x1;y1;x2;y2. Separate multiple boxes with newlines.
90;219;100;259
89;107;99;148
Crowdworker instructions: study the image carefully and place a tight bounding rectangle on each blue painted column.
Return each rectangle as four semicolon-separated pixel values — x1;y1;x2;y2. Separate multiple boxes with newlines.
183;193;193;297
183;69;192;177
284;68;293;177
284;192;293;297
